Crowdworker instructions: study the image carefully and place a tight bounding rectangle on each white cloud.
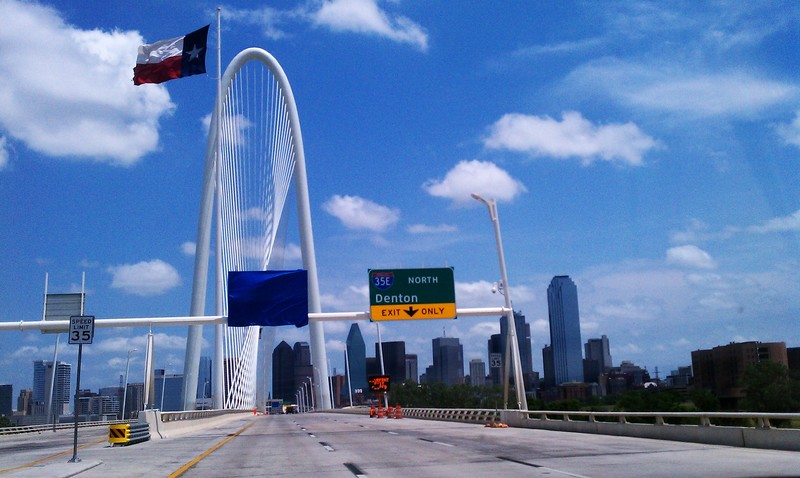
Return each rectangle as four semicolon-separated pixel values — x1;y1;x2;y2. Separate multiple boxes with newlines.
312;0;428;51
0;1;175;165
0;136;8;171
671;211;800;245
222;6;288;41
484;112;657;166
747;209;800;233
107;259;181;296
454;280;535;309
455;280;505;309
567;59;797;118
95;333;187;354
407;223;458;234
777;111;800;147
423;160;526;206
181;241;196;256
322;194;400;232
666;245;717;269
281;243;303;262
325;338;346;352
593;300;661;321
320;285;369;312
467;321;500;337
614;343;643;355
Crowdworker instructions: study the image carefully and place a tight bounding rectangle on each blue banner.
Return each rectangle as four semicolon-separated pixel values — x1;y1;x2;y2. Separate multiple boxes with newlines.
227;270;309;328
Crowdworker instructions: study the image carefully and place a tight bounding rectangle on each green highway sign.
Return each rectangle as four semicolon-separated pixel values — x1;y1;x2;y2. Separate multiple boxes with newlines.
368;267;456;321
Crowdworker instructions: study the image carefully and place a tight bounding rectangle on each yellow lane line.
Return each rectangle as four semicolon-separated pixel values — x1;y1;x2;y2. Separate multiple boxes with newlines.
167;420;257;478
0;436;107;475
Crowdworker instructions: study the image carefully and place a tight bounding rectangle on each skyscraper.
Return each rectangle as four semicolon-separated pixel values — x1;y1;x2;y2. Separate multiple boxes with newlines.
196;356;212;401
469;359;486;386
500;311;533;389
547;276;584;384
154;369;184;411
272;341;294;404
376;341;406;386
0;384;12;417
585;335;613;372
405;354;418;383
33;360;71;416
17;389;32;416
487;334;503;386
345;324;367;396
293;342;314;404
431;337;464;385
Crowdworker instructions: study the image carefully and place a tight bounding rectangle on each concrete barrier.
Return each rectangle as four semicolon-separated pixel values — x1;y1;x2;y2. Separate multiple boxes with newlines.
140;409;252;439
399;408;800;452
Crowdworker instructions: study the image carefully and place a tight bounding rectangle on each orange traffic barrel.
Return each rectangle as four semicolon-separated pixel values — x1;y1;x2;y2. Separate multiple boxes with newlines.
395;405;403;419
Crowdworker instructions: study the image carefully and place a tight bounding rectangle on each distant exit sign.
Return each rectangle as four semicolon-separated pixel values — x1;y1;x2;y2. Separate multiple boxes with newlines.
369;267;456;321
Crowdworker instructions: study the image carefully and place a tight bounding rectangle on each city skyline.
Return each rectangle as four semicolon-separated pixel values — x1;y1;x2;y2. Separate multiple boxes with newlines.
1;1;799;399
5;324;798;415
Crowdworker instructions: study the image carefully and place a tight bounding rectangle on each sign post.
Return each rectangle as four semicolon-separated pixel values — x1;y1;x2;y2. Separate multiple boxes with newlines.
68;315;95;463
369;268;456;321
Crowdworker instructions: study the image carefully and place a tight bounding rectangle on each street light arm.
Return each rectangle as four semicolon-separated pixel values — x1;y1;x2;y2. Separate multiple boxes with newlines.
471;193;528;412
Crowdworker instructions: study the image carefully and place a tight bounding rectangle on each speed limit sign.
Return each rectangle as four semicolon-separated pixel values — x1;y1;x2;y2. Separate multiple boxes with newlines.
68;316;95;345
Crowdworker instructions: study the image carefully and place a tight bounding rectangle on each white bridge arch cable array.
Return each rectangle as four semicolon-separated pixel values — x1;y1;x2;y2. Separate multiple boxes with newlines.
183;47;331;411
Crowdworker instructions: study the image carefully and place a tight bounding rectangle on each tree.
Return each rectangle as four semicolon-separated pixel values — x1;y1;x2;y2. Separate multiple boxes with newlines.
690;388;720;412
740;361;800;412
0;415;12;428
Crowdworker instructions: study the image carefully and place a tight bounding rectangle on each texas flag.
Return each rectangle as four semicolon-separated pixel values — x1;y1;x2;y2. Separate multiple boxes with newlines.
133;25;209;85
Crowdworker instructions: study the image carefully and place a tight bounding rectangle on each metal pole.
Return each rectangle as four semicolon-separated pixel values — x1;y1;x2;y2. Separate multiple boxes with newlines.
68;343;83;463
376;323;388;408
306;377;315;410
48;337;59;431
121;348;137;419
344;347;353;407
471;194;528;411
160;366;168;410
327;359;335;409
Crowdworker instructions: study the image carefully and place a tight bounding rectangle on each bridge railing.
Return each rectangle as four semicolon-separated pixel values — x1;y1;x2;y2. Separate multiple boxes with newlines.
159;409;245;422
400;408;800;452
523;410;800;429
0;419;127;436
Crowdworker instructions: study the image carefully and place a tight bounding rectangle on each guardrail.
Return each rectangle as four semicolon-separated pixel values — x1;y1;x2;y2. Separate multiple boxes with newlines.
520;410;800;429
142;408;252;439
402;408;500;423
0;419;127;436
401;408;800;452
159;409;245;422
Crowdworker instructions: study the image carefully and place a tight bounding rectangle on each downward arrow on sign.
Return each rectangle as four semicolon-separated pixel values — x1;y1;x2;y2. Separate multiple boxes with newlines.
404;306;418;317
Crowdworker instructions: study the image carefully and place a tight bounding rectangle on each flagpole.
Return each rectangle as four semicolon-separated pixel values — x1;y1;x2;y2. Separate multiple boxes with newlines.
212;6;225;410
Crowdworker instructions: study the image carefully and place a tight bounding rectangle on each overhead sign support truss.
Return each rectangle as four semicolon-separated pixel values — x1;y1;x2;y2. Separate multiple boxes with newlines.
0;307;510;333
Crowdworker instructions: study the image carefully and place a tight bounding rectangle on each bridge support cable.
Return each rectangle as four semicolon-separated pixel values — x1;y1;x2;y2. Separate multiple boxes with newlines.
183;47;331;411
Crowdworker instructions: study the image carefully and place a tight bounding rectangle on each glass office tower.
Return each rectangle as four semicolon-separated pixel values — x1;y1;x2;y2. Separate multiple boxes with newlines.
547;276;584;384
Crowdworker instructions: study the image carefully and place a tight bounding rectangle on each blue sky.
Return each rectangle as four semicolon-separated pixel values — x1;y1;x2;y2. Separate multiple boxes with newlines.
1;0;799;400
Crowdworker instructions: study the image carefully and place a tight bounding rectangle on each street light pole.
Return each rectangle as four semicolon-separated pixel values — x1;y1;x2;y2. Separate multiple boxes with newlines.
471;194;528;411
298;387;305;412
160;366;168;410
121;348;138;419
344;347;353;407
305;377;315;410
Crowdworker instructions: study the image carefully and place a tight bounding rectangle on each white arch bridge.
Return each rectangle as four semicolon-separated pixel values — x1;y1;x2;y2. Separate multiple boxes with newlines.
0;48;514;413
